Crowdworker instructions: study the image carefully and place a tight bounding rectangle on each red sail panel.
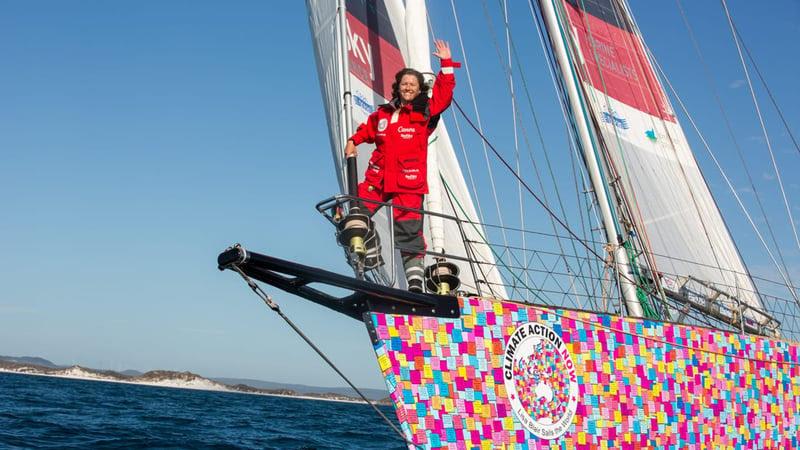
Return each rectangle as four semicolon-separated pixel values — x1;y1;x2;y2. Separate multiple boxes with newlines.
346;0;405;101
562;0;675;122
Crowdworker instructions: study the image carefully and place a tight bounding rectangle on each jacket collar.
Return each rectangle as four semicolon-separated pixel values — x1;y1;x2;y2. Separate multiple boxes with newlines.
380;96;429;123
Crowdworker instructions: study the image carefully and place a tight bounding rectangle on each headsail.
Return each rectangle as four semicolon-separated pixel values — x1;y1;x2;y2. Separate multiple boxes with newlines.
540;0;769;328
307;0;507;297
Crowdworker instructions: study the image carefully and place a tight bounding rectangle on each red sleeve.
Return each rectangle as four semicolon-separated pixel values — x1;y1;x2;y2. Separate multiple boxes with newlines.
429;58;460;117
349;111;379;145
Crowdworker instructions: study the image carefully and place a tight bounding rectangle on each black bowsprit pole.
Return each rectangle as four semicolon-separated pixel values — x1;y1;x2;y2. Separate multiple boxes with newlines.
337;154;370;267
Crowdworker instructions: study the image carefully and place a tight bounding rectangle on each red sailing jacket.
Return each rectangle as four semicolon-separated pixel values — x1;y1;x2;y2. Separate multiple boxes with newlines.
350;59;458;194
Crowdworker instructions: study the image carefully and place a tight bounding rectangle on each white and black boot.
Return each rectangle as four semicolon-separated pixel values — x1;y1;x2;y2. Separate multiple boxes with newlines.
404;258;425;293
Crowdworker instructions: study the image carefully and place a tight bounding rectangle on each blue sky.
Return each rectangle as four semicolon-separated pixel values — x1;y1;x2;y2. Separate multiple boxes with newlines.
1;1;798;390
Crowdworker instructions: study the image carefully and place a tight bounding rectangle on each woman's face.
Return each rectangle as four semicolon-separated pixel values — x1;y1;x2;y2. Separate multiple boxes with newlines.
399;74;421;103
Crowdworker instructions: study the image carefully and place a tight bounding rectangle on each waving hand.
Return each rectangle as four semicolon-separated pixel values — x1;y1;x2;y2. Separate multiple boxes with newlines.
433;40;451;60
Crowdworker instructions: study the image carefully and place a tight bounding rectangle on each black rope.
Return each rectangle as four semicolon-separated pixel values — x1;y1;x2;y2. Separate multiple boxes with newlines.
229;266;418;449
452;99;649;290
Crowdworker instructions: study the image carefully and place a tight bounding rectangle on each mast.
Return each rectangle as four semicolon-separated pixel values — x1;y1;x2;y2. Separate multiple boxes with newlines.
336;0;354;146
537;0;644;317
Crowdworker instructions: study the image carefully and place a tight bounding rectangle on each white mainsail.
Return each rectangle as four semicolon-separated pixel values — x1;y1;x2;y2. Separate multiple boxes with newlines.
307;0;507;297
542;0;767;323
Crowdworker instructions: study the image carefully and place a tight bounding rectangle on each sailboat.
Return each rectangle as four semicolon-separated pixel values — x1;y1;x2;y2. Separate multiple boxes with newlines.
219;0;800;447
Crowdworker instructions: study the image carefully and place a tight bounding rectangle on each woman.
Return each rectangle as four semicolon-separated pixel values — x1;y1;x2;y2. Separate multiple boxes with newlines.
344;40;458;293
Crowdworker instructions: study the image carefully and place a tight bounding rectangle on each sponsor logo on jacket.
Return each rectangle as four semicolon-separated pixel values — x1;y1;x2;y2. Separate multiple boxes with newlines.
397;126;416;140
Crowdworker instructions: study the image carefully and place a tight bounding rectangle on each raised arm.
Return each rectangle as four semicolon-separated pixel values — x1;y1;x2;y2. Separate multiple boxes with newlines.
429;40;459;117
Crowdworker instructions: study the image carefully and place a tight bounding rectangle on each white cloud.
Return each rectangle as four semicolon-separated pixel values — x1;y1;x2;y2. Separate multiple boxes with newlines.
729;79;746;89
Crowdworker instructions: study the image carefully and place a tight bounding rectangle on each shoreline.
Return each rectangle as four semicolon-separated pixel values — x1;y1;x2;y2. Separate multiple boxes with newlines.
0;368;373;405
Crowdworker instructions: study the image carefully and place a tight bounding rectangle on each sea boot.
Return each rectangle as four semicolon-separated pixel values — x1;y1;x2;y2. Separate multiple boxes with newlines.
404;257;425;293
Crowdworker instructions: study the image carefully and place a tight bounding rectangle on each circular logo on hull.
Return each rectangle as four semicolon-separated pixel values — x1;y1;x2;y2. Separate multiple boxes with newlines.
503;322;578;439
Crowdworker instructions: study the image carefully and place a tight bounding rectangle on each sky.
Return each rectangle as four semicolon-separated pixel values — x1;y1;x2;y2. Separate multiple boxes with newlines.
1;1;799;391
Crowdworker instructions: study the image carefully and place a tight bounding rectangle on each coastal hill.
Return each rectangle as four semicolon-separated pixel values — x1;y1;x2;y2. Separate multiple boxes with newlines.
0;355;63;368
0;355;389;404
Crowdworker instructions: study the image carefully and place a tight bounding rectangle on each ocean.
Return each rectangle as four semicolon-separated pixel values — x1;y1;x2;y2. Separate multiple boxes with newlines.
0;372;406;449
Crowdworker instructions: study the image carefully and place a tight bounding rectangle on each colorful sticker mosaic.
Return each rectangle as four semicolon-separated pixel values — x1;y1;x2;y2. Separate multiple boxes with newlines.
368;297;800;449
514;339;569;423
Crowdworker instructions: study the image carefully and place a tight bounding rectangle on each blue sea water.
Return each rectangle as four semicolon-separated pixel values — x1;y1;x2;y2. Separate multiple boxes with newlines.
0;372;406;449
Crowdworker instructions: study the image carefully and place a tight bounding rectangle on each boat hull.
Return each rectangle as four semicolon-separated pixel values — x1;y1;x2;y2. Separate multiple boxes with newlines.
367;296;799;449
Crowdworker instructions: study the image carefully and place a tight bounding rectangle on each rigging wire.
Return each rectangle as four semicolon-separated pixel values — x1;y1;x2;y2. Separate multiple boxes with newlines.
719;0;800;254
501;0;531;302
440;175;552;304
229;265;418;449
424;13;486;229
439;176;498;299
731;22;800;158
674;0;798;294
501;0;600;306
526;0;609;310
567;0;668;316
453;92;793;330
452;98;665;304
528;0;655;312
617;0;791;306
437;1;795;323
427;8;522;298
482;0;595;308
448;0;519;297
645;50;800;307
451;95;601;261
480;0;548;300
449;109;485;231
